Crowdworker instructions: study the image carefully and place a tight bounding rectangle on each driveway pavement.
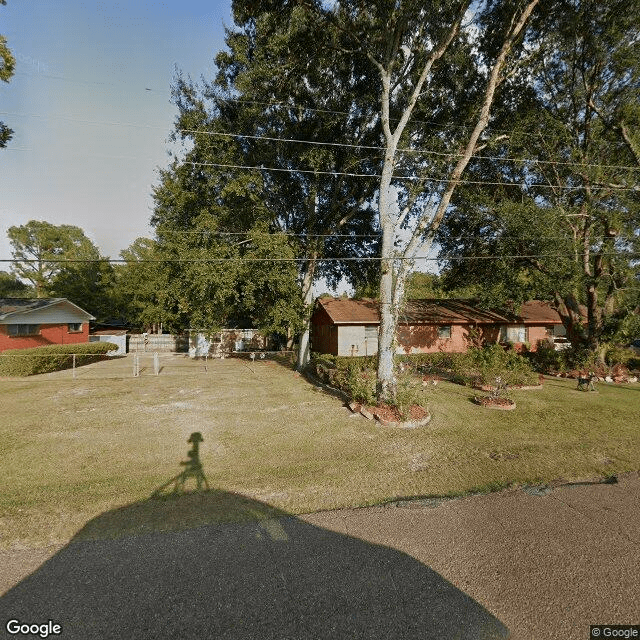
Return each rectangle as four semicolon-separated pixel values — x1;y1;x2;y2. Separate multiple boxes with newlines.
0;473;638;639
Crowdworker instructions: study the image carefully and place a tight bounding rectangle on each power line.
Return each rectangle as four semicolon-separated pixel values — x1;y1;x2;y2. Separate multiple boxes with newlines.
1;251;637;264
9;62;640;155
154;230;382;238
183;129;640;173
3;110;638;174
186;160;640;191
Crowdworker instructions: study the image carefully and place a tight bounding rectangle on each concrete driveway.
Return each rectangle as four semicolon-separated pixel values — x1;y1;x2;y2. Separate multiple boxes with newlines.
1;473;638;639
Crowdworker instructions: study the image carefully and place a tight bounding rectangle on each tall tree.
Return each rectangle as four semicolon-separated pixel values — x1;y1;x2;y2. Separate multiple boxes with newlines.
50;257;116;322
0;0;15;147
8;221;104;299
319;0;539;400
153;0;380;365
438;0;640;354
115;238;178;332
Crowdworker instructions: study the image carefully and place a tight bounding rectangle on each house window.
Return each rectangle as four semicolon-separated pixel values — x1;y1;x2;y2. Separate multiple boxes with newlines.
7;324;40;336
501;325;527;343
438;325;452;339
68;323;82;333
364;326;378;341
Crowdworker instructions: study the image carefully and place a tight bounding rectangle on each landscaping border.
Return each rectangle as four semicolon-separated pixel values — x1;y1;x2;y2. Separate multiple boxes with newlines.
304;370;431;429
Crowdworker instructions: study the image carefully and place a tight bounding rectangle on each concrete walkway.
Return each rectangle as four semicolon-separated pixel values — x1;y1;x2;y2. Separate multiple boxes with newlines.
1;473;638;639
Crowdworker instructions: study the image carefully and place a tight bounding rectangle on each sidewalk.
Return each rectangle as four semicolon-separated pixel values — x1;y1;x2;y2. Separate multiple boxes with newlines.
1;473;638;639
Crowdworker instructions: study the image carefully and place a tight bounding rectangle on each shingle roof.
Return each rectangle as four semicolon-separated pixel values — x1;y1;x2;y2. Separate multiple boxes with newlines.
0;298;66;318
518;300;564;324
400;299;511;324
316;297;380;324
316;297;564;325
0;297;94;321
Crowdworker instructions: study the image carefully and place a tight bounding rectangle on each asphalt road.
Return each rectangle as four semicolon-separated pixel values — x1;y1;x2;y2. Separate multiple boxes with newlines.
1;473;638;640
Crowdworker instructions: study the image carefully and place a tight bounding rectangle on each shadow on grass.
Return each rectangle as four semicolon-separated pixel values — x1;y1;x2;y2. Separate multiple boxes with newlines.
0;488;509;639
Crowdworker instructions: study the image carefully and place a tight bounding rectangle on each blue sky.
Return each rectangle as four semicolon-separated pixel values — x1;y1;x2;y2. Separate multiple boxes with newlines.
0;0;232;262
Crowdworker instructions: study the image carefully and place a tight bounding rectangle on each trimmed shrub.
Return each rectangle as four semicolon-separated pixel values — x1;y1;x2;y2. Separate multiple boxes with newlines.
312;347;538;392
0;342;118;376
412;345;538;387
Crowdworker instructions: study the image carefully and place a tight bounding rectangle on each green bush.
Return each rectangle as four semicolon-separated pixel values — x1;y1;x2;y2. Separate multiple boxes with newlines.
417;345;539;387
312;347;538;392
310;353;377;404
0;342;118;376
392;374;427;420
344;366;377;405
605;346;637;367
526;341;565;373
462;344;538;386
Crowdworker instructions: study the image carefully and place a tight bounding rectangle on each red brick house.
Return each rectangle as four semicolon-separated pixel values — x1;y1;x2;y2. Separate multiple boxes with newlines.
0;298;95;352
310;297;567;357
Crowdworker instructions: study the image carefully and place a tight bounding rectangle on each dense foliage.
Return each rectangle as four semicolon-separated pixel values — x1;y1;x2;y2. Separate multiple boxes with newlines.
0;342;118;376
0;0;14;147
7;221;116;322
438;0;640;352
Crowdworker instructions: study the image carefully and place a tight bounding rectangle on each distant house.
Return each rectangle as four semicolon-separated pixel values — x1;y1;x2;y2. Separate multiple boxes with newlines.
310;297;566;357
0;298;95;352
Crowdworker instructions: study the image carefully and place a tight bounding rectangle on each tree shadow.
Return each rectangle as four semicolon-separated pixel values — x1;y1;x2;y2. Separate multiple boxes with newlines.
0;439;509;639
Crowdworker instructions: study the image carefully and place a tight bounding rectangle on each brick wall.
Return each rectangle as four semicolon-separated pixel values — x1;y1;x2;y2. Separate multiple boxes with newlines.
397;324;470;354
0;323;89;352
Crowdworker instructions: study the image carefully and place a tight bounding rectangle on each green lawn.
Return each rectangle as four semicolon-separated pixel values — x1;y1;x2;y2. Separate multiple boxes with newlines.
1;354;638;549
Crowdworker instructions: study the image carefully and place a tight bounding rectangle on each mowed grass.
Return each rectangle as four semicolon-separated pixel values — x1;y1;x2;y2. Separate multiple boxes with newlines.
1;354;638;549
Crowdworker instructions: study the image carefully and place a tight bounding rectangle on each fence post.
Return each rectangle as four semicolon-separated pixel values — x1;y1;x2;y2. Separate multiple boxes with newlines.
154;352;159;376
133;354;139;377
72;354;76;379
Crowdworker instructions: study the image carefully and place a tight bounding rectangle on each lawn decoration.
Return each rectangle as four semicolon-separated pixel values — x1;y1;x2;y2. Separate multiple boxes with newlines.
576;372;597;392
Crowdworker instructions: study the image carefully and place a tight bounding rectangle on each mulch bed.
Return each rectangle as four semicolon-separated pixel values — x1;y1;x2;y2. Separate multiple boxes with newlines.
552;364;634;383
371;403;430;422
348;401;430;427
473;396;516;410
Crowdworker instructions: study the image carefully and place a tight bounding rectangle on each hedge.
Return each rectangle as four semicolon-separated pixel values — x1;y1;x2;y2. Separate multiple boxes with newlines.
0;342;118;376
312;346;539;389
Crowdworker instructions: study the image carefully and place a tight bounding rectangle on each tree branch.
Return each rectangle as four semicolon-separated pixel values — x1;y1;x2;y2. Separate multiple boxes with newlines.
403;0;540;267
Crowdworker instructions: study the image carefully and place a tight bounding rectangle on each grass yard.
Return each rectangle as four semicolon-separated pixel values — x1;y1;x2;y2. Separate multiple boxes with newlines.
1;353;638;549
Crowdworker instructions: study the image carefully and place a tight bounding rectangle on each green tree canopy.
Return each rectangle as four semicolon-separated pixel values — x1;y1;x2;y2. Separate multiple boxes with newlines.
0;270;33;297
438;0;640;352
7;220;116;320
0;0;15;147
307;0;540;400
152;0;381;359
8;221;103;298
